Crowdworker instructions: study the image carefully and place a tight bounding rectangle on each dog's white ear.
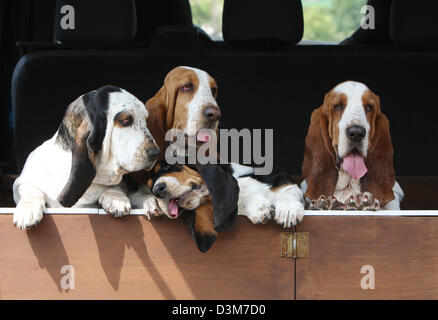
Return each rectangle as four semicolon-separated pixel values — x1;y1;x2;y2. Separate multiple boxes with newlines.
57;86;119;207
196;163;240;232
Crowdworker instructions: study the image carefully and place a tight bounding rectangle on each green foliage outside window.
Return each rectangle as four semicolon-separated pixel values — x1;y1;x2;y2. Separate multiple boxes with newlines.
190;0;367;43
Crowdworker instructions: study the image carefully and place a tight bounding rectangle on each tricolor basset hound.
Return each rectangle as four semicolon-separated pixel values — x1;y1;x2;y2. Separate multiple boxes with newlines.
148;160;304;251
301;81;404;210
146;161;239;252
129;66;222;214
13;86;159;229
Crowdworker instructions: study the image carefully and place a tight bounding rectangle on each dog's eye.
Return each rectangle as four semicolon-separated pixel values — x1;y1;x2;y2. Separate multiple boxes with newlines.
334;104;344;111
365;104;374;112
118;115;133;127
211;87;217;96
191;183;200;190
181;83;194;92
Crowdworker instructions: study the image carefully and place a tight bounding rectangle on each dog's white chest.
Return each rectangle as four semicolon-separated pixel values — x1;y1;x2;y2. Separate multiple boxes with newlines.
333;170;361;203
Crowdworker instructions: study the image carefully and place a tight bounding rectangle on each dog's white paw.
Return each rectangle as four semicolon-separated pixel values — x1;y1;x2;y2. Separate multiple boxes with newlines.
14;199;45;230
274;200;304;228
143;194;163;219
239;195;274;224
99;191;131;218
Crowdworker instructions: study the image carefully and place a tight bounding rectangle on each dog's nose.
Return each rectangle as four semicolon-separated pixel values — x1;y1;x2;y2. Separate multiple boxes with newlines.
203;105;221;122
153;182;167;198
146;146;160;160
346;125;366;142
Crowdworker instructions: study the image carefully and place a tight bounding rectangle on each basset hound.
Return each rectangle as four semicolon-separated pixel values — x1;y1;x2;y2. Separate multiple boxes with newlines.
146;161;239;252
148;160;305;252
301;81;404;210
13;86;159;229
129;66;222;214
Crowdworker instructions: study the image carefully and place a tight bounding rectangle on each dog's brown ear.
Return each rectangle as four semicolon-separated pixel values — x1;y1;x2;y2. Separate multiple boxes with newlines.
146;75;180;155
301;105;338;200
57;87;112;207
196;163;239;232
182;202;218;253
362;111;395;206
146;86;168;156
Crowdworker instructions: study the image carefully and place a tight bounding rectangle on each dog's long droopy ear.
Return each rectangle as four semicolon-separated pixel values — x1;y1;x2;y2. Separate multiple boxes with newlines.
362;111;396;206
146;86;168;155
182;203;218;253
196;163;239;232
57;88;110;207
146;76;179;155
301;105;338;200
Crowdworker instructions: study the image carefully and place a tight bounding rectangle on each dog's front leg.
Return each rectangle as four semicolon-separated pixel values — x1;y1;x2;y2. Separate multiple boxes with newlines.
129;184;163;219
14;184;46;230
99;183;131;218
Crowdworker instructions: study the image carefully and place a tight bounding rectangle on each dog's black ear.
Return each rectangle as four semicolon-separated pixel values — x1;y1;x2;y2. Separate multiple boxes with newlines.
182;204;218;253
196;163;239;232
57;86;120;207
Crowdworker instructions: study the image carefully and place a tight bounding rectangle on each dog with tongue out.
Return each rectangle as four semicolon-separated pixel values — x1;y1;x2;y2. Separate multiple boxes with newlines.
300;81;404;211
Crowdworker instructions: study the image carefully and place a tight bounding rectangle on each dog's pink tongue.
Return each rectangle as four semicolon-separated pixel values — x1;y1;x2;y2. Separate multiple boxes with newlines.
197;131;211;142
342;153;368;179
169;199;179;217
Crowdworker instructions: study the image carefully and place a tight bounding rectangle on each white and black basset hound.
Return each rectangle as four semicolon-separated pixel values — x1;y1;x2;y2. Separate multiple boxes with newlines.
13;85;160;229
301;81;404;210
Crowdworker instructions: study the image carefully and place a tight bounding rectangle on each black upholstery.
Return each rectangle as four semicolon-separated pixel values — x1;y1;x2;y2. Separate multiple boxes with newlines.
390;1;438;45
147;25;205;55
9;0;438;179
135;0;193;41
222;0;303;47
55;0;137;43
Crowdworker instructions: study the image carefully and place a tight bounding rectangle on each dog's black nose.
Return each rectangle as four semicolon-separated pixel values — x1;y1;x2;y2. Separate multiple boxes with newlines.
153;182;167;198
203;105;221;122
147;146;160;160
346;125;366;142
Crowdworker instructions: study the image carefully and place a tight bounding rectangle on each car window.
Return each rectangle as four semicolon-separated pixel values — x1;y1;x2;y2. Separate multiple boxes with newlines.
302;0;368;43
190;0;224;41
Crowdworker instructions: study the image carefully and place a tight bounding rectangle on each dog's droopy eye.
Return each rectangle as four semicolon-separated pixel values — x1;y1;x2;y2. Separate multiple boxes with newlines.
334;104;344;112
181;83;194;93
114;112;133;127
211;87;217;96
119;115;133;127
365;104;374;112
191;183;201;190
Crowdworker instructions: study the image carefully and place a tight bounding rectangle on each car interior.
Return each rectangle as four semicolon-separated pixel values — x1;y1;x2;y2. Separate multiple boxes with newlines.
0;0;437;210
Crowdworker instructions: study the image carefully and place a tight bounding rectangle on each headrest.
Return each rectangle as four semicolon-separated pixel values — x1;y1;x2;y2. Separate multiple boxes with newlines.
135;0;193;41
147;26;203;55
222;0;303;47
390;1;438;45
55;0;137;43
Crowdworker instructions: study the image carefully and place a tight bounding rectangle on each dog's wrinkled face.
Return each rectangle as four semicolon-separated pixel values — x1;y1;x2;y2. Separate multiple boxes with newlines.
166;66;220;141
149;163;210;219
107;90;159;173
324;81;379;179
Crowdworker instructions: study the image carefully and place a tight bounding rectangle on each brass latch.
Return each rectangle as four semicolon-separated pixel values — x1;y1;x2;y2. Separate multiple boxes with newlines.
280;232;309;258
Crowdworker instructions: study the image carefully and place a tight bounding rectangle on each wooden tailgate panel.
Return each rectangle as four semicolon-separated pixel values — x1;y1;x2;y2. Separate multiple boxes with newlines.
0;215;293;300
296;217;438;299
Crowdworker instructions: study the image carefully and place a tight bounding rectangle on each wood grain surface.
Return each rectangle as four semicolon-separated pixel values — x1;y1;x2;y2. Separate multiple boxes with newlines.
296;216;438;299
0;214;294;300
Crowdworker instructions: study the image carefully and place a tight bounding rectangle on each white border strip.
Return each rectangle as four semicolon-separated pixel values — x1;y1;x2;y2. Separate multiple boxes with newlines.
0;208;438;217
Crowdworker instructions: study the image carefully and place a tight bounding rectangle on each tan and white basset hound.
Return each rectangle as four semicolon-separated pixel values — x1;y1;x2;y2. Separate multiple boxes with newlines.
13;86;160;229
129;66;222;213
301;81;404;210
